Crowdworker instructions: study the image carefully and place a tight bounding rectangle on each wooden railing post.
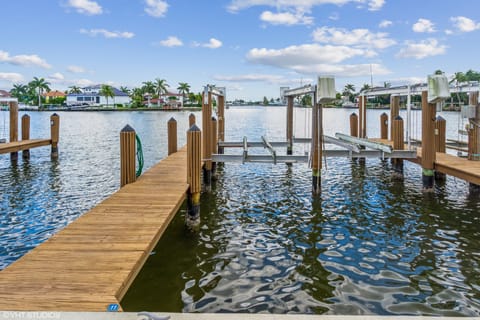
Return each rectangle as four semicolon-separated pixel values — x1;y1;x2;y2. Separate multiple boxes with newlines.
390;95;400;139
9;101;18;161
189;113;196;128
358;95;367;138
421;91;436;191
218;95;225;154
350;113;358;137
187;124;201;228
312;103;322;195
167;117;177;155
286;96;294;155
380;112;388;140
211;116;218;174
435;116;446;181
21;114;30;159
120;125;136;187
50;113;60;159
202;91;212;190
392;116;404;179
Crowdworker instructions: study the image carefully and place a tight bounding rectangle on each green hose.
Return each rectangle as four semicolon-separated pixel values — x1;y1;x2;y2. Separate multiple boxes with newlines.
135;134;144;178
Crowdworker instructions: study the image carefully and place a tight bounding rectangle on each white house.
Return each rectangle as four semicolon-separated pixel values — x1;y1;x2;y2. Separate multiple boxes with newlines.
0;90;17;104
66;85;130;107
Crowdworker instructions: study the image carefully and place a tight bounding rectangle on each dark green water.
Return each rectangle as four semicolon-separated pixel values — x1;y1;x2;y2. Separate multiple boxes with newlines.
0;107;479;315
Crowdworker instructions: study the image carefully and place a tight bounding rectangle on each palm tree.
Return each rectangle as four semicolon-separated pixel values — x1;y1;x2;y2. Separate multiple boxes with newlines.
154;78;169;107
360;83;371;93
28;77;51;108
10;84;29;102
100;84;114;107
343;84;355;102
177;82;190;106
68;86;82;94
120;86;131;95
142;81;155;107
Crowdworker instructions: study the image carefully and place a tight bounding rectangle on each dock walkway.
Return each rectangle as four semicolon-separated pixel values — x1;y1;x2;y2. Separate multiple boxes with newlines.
0;139;51;154
0;147;188;311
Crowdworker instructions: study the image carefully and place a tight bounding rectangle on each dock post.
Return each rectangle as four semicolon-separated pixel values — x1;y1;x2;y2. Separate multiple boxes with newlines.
468;91;480;192
218;94;225;154
9;101;18;161
380;112;388;140
350;113;358;137
392;116;404;179
21;114;30;159
390;95;400;139
434;116;446;181
211;116;218;175
358;96;366;164
286;96;294;156
312;102;322;195
421;91;436;191
167;117;177;155
187;125;202;227
50;113;60;159
120;125;136;187
189;113;196;127
202;90;212;190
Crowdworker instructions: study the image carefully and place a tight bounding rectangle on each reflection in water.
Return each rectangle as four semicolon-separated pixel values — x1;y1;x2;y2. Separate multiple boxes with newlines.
0;108;479;315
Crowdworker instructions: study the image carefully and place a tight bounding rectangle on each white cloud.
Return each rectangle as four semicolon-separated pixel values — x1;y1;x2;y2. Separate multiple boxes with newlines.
227;0;385;13
367;0;384;11
293;63;390;77
67;65;86;73
80;28;135;39
450;16;480;33
0;72;24;83
48;73;65;80
260;10;313;25
145;0;168;17
412;18;436;33
194;38;223;49
214;74;285;83
0;50;51;69
66;0;102;15
396;39;446;59
379;20;392;28
159;36;183;47
312;27;396;49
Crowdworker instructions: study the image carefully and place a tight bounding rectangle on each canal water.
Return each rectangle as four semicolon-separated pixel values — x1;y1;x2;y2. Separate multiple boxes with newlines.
1;107;479;315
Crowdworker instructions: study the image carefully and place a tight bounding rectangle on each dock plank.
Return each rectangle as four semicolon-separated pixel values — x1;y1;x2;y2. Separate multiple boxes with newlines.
0;139;51;154
0;147;189;311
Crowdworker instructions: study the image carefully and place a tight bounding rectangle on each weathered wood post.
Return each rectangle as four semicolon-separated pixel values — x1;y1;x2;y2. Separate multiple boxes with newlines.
390;95;400;139
380;112;388;140
421;91;436;191
286;96;294;156
187;125;201;227
120;125;136;187
218;94;225;154
202;89;213;190
312;102;322;195
21;114;30;159
9;101;18;161
467;91;480;191
358;95;367;138
50;113;60;159
189;113;196;127
167;117;177;155
350;113;358;137
435;116;446;181
211;116;218;174
392;116;404;179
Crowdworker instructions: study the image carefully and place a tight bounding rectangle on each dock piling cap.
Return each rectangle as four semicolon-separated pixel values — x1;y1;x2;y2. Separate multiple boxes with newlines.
189;124;201;132
121;124;135;132
168;117;176;122
394;115;403;121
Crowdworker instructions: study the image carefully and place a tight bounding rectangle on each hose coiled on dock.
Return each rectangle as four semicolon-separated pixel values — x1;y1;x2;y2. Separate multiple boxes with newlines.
136;133;144;177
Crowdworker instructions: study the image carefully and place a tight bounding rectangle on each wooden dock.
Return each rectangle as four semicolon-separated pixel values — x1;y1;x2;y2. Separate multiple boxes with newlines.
0;139;51;154
0;147;189;311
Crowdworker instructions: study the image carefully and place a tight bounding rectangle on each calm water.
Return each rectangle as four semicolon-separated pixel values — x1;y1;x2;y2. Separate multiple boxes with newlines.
1;107;479;315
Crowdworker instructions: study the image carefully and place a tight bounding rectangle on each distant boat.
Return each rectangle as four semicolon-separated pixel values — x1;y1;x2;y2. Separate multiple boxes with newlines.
342;102;357;108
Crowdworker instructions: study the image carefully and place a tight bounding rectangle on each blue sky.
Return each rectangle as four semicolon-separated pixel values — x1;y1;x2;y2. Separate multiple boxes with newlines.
0;0;479;100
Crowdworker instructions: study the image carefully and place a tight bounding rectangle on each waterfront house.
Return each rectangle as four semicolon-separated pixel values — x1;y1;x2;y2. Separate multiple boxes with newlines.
42;90;66;103
66;85;130;107
0;90;17;103
143;92;183;108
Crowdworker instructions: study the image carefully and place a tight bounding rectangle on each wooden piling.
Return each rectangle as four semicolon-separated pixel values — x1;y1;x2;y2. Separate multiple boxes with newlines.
9;101;18;161
390;95;400;140
120;125;136;187
21;114;30;159
189;113;196;128
167;117;177;155
350;113;358;137
468;92;479;161
358;95;367;138
435;116;446;181
187;124;201;227
392;116;404;179
218;95;225;154
312;102;322;195
211;116;218;174
380;112;388;140
50;113;60;159
202;91;212;190
286;96;294;155
421;91;436;191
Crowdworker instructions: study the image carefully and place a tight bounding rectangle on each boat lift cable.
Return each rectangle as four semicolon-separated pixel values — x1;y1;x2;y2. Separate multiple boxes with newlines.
135;133;144;178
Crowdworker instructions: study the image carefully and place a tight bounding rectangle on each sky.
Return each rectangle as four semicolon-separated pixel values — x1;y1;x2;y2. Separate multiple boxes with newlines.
0;0;479;101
